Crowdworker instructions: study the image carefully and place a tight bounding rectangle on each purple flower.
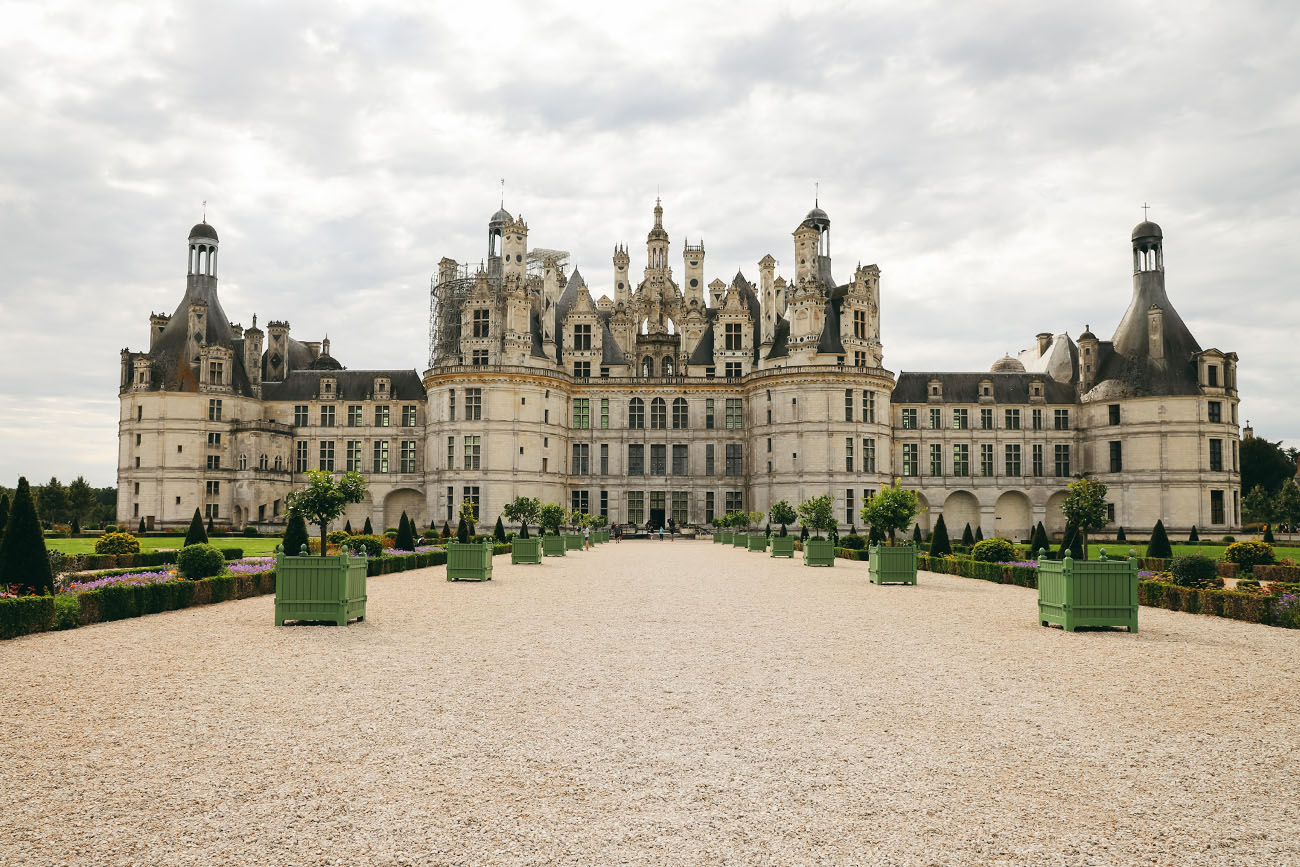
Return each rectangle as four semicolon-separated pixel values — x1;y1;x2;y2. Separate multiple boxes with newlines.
62;570;174;593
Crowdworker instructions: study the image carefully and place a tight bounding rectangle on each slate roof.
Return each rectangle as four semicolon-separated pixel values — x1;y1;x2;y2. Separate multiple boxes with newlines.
892;372;1078;404
261;369;425;401
1091;273;1202;397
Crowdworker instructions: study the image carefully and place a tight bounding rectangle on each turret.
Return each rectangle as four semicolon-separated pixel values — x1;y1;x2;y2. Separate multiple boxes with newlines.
708;278;725;308
758;254;776;345
683;240;705;306
149;313;170;351
244;314;263;397
187;221;219;294
502;215;528;281
613;244;631;305
1077;324;1098;392
265;320;290;381
646;198;669;272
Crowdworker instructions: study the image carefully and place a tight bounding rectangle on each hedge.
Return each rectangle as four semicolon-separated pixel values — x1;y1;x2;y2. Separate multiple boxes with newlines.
49;548;245;574
1255;564;1300;583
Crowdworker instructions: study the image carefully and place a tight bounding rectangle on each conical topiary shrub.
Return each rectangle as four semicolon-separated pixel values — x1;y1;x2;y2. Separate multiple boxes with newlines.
1031;522;1051;560
1147;520;1173;559
1188;525;1200;543
1263;524;1275;544
395;510;416;551
71;515;81;536
363;516;374;535
929;515;952;557
1116;526;1127;543
912;523;922;544
961;523;975;547
1057;524;1076;559
185;508;208;547
441;521;451;539
456;516;469;543
283;510;310;556
345;519;353;535
138;517;146;535
1069;529;1084;560
0;493;8;546
207;513;215;534
494;516;507;543
975;525;984;542
800;525;809;542
0;477;53;595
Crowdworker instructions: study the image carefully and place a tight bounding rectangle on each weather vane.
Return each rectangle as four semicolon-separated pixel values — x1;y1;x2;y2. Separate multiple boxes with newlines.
815;180;819;207
500;179;505;208
202;200;207;221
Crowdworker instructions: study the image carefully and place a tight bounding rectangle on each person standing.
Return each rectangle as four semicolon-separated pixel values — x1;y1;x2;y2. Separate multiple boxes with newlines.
583;524;591;550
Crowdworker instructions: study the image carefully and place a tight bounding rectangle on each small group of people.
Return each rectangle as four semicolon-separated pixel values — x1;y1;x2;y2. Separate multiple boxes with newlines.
604;520;681;542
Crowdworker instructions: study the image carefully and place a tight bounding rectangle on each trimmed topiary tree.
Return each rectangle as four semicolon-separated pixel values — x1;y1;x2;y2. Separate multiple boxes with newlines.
0;477;54;596
1146;520;1173;560
458;501;478;539
1263;524;1275;544
138;517;146;534
207;513;215;534
1188;525;1200;543
1030;522;1051;559
859;478;922;543
539;503;566;536
503;496;541;540
1170;553;1220;589
287;470;367;557
1223;540;1275;570
1116;526;1127;543
770;500;796;537
363;516;374;535
395;511;416;551
283;510;310;556
1060;476;1109;560
1057;524;1076;560
972;537;1017;563
960;523;975;547
441;521;451;539
929;514;951;557
185;508;208;547
800;524;809;541
796;494;836;540
344;519;353;535
70;515;81;536
494;516;507;543
94;532;141;555
177;543;226;580
455;516;469;543
912;523;922;544
0;492;9;546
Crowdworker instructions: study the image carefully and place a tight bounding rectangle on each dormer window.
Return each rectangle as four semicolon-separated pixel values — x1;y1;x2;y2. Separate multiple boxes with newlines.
322;378;335;396
1207;366;1219;387
375;378;390;397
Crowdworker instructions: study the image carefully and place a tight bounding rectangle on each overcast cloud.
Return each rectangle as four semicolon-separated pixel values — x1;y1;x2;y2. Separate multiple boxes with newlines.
1;0;1297;486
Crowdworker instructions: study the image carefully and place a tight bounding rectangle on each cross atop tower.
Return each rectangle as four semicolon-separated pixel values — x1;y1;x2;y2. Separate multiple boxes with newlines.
1142;202;1150;219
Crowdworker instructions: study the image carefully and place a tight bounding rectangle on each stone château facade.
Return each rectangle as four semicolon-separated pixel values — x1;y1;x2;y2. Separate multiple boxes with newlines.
118;203;1242;539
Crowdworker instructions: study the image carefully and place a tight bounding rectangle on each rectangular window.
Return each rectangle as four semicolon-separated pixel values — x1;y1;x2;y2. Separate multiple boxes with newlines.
471;349;489;366
401;440;417;473
725;491;744;514
572;398;590;429
930;443;943;476
845;389;854;422
863;391;875;423
205;480;220;496
930;408;942;429
463;436;480;470
953;443;970;477
724;361;743;378
1211;489;1225;524
402;405;418;427
629;399;644;429
1208;401;1222;424
725;398;743;429
472;308;490;338
1005;444;1021;477
725;443;743;476
572;443;590;475
628;444;644;476
1209;438;1223;472
572;323;592;350
1032;444;1044;477
374;440;389;473
902;408;917;429
295;441;308;472
447;486;454;521
705;443;715;476
724;322;743;350
672;444;689;475
846;489;856;525
650;399;666;429
208;399;222;421
854;351;866;367
374;405;390;427
1107;503;1115;522
1109;441;1123;473
853;310;866;339
294;405;309;426
863;438;876;473
845;437;854;472
650;444;667;476
600;489;608;518
1005;409;1020;430
627;491;645;525
204;503;220;519
448;389;456;421
462;486;480;519
205;454;220;470
573;361;591;378
671;491;688;526
208;360;223;383
347;405;363;426
902;443;918;476
347;440;362;472
206;432;221;447
980;443;994;477
1108;404;1121;425
952;409;968;430
1233;439;1239;472
601;398;609;429
1054;409;1070;430
705;491;715;523
1208;366;1219;387
320;405;336;427
318;441;334;471
571;489;590;514
980;408;993;430
447;435;454;469
1032;409;1043;430
672;399;688;429
1054;444;1071;477
466;388;482;420
705;399;715;429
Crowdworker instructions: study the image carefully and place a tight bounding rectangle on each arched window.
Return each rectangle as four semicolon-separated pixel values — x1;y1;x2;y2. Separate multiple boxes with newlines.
662;357;674;377
274;456;283;471
238;454;248;470
642;356;653;377
628;398;644;429
672;397;688;429
650;397;666;429
259;454;268;470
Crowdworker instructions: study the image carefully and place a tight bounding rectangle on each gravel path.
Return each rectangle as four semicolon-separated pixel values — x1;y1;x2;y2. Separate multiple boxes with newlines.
3;542;1297;866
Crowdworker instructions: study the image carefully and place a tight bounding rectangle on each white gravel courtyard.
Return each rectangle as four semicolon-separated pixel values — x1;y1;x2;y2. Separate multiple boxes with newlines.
3;540;1298;866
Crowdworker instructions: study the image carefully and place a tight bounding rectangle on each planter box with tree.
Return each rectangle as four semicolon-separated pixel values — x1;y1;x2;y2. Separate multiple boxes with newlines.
447;501;493;580
798;495;837;566
275;546;368;626
1037;550;1138;632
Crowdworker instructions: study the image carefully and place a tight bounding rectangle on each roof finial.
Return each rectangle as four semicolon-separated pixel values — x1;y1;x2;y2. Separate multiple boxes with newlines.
500;178;505;208
814;180;819;208
202;200;207;222
1142;202;1150;219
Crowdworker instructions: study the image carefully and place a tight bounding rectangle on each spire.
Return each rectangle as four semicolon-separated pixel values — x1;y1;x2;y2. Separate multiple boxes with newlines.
653;196;663;229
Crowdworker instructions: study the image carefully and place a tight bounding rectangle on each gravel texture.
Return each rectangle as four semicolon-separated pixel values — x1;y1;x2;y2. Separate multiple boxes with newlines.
2;541;1298;866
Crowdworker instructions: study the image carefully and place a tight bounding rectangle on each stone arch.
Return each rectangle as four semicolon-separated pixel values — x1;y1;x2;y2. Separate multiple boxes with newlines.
384;488;424;532
1045;490;1070;538
994;491;1032;542
942;490;980;540
661;356;674;377
914;492;931;534
232;505;244;528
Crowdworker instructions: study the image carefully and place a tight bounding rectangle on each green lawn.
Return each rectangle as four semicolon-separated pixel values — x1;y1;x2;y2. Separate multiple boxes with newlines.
47;536;284;555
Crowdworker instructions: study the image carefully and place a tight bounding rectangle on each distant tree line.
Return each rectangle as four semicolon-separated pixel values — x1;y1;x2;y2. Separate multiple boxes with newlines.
1240;436;1300;531
0;477;116;529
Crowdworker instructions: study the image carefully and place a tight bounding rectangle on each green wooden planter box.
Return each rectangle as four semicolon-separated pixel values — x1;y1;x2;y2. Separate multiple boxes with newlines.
511;537;542;564
732;533;748;548
747;534;768;552
542;535;567;557
564;533;584;550
869;543;918;585
446;540;493;581
770;536;795;558
1037;553;1138;632
712;533;725;544
275;549;367;626
803;538;836;567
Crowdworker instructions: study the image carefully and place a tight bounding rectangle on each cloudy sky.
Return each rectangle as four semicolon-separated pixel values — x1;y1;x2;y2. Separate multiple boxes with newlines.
1;0;1297;487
